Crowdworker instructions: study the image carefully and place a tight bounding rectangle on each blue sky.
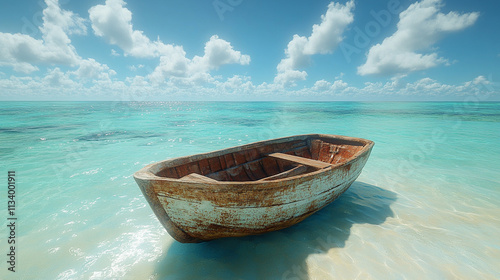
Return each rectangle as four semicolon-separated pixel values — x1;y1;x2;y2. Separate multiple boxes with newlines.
0;0;498;101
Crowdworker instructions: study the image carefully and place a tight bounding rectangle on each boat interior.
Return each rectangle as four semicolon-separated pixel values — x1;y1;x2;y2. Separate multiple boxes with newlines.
154;137;366;182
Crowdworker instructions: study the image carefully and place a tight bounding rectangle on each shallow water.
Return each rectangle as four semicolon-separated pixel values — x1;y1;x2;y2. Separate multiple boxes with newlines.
1;101;499;279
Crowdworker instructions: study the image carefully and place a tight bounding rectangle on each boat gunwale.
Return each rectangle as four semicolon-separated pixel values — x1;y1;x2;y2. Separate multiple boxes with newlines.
133;134;374;186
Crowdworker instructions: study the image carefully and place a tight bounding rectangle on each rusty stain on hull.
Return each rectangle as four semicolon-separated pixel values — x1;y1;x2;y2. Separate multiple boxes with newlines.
134;134;374;243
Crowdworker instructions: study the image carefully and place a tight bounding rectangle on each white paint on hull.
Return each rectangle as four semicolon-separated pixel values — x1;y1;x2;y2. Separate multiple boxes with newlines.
159;179;354;231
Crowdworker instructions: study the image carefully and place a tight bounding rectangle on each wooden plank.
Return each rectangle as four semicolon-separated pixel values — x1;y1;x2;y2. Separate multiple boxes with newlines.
219;155;227;170
227;165;250;181
294;146;312;159
233;151;247;165
157;167;179;178
244;148;259;162
318;142;333;163
276;157;289;172
187;162;201;175
261;157;280;176
257;165;308;181
309;139;322;160
268;153;331;169
179;173;219;183
216;170;231;181
243;161;267;181
223;153;236;169
206;170;230;181
243;163;259;181
208;157;222;173
175;165;190;178
328;145;341;164
198;158;211;175
290;140;307;149
256;145;274;157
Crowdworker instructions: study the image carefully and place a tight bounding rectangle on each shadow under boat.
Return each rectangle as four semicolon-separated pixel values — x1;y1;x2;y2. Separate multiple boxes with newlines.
153;181;397;280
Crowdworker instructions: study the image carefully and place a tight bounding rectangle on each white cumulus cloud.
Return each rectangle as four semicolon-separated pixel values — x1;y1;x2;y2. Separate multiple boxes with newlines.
274;70;308;88
89;0;250;83
150;36;250;83
43;0;87;36
358;0;479;76
275;1;355;87
89;0;160;57
1;70;496;100
304;1;356;55
312;79;348;92
72;58;116;81
192;35;250;72
0;0;85;73
43;67;77;87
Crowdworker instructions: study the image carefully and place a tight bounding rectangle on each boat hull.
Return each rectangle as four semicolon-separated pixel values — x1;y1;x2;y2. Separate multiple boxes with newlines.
134;134;373;243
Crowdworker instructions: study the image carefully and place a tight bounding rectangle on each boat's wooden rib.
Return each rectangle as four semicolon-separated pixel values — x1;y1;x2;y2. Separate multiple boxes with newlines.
134;134;374;243
257;165;308;181
268;152;332;169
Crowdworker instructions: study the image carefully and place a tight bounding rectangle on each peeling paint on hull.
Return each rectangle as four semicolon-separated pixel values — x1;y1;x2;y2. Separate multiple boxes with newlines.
134;134;374;243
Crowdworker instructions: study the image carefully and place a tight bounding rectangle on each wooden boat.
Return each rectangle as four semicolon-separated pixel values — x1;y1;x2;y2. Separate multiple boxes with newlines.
134;134;374;243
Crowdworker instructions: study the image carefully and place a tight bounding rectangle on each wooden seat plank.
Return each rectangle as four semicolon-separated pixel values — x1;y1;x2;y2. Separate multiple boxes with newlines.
268;153;331;169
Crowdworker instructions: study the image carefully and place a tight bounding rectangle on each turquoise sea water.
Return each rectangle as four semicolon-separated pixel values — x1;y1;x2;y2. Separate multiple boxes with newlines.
1;101;499;279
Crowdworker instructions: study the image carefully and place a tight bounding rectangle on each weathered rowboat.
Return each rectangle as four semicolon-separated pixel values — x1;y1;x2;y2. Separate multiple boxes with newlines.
134;134;374;243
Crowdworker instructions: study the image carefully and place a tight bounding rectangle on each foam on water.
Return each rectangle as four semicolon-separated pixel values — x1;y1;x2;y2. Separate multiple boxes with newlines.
1;102;499;279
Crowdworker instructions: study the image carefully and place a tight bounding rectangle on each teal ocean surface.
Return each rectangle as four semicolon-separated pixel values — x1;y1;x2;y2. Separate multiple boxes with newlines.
1;102;500;279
